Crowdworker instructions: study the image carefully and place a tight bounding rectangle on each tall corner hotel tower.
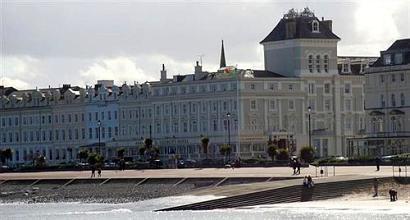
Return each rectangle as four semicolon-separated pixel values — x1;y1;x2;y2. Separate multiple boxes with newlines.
1;8;374;164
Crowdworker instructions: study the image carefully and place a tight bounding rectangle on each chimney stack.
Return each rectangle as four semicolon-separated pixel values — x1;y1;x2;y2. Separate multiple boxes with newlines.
160;64;167;82
195;61;202;74
322;19;332;31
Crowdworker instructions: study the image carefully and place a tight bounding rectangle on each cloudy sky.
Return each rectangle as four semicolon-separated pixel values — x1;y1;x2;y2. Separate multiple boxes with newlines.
0;0;409;89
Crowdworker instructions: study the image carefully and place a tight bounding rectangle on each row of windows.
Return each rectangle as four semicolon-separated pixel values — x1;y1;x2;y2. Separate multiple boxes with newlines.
308;54;329;73
383;53;403;65
153;83;238;96
379;73;406;83
1;127;119;143
380;93;406;107
88;111;118;122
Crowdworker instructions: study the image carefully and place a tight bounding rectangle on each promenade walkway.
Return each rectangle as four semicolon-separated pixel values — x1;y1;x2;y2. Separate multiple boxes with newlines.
0;166;393;180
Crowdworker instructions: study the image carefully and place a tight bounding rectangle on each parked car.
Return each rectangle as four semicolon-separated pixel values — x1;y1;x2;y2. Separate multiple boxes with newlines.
177;159;197;168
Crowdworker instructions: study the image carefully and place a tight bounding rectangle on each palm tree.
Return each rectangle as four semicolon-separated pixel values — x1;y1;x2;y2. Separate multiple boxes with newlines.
219;144;232;163
201;137;210;159
267;145;278;161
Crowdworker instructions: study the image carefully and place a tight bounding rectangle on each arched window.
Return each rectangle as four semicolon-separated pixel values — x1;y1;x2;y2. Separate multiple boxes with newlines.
391;117;397;132
308;55;313;73
316;55;321;73
400;93;405;106
324;55;329;73
312;20;319;32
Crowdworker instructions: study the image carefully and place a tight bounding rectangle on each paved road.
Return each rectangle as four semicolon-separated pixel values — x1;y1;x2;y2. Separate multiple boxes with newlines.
0;166;396;180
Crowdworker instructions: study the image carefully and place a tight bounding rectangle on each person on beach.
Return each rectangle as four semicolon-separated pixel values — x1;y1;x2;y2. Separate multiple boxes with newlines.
91;165;96;178
389;189;398;201
303;176;308;188
373;178;379;197
307;175;314;188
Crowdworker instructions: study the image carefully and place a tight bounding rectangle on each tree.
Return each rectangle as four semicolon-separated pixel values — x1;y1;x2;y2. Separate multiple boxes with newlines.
34;155;46;168
201;137;210;158
88;153;104;166
0;148;12;165
267;145;278;161
78;149;89;163
300;146;315;163
219;144;232;161
276;149;289;161
139;146;146;157
144;138;153;148
117;148;126;159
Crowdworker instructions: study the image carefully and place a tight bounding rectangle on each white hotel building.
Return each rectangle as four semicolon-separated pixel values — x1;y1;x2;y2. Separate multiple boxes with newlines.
1;8;375;165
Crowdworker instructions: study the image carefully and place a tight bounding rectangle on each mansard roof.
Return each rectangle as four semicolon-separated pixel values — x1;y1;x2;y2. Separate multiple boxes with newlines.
252;70;285;78
371;39;410;67
260;9;340;43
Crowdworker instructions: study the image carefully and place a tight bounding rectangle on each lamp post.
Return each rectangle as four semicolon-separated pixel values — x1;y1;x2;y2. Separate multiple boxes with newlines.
226;112;231;160
98;120;101;154
308;106;312;150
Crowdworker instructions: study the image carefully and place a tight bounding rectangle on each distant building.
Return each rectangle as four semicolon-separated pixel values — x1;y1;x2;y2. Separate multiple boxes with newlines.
348;39;410;157
0;8;376;165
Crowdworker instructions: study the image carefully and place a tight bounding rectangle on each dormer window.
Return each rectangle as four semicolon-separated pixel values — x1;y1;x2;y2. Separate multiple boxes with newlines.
312;20;319;33
383;54;391;65
394;53;403;64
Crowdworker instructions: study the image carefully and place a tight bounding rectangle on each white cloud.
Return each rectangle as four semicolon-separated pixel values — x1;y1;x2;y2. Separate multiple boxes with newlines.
0;77;31;90
0;56;41;89
79;57;155;86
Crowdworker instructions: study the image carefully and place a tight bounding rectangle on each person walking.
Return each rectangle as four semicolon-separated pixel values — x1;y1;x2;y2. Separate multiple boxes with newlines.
296;160;301;175
292;160;297;175
375;157;381;171
97;166;102;178
373;178;379;197
91;165;96;178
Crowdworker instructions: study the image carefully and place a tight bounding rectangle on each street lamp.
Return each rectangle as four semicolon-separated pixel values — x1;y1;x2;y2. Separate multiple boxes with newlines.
97;120;101;154
308;106;312;150
226;112;231;160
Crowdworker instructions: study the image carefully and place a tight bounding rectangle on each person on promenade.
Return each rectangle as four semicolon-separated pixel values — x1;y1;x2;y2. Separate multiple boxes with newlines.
91;165;96;178
375;157;381;171
97;166;102;178
373;178;379;197
296;160;301;175
292;160;297;175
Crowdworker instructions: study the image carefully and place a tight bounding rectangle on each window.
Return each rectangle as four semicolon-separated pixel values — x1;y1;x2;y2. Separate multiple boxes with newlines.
288;84;293;91
392;74;396;82
324;55;329;73
324;83;330;94
395;53;403;64
213;120;218;131
250;84;255;90
324;99;331;111
383;54;391;65
312;20;319;32
89;128;92;139
308;83;315;94
345;118;352;130
345;99;352;111
316;55;321;73
269;100;275;110
289;100;295;110
401;93;405;106
344;83;351;94
380;75;385;83
250;100;256;110
401;73;405;82
343;63;349;73
381;94;385;107
391;94;396;107
308;55;313;73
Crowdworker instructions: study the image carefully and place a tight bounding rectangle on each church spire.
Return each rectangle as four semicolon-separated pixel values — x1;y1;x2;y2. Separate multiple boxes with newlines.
219;40;226;68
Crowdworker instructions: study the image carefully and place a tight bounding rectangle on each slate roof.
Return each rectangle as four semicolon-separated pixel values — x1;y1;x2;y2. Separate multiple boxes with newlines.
371;39;410;67
260;16;340;43
252;70;285;78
